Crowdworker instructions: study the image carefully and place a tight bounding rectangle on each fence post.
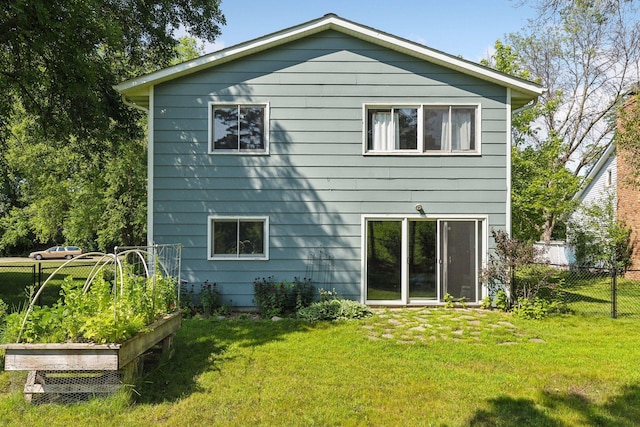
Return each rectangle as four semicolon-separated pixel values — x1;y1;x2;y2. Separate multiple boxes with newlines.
31;264;36;293
611;256;618;319
37;262;42;306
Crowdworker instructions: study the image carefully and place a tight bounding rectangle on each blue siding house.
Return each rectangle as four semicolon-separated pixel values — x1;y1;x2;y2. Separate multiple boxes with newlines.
116;14;543;307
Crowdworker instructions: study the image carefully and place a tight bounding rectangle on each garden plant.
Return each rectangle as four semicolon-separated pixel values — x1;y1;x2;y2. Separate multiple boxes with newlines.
0;252;179;344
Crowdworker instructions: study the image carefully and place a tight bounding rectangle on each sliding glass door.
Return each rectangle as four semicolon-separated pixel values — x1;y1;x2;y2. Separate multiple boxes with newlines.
408;220;437;300
366;220;402;301
365;217;483;304
440;221;478;301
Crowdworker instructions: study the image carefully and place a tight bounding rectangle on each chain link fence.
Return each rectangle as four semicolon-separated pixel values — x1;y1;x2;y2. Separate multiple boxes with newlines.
524;264;640;318
0;245;183;311
0;262;100;309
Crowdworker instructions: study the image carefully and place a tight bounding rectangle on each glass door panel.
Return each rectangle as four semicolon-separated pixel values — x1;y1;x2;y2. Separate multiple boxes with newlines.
366;220;402;301
440;221;477;301
408;221;437;300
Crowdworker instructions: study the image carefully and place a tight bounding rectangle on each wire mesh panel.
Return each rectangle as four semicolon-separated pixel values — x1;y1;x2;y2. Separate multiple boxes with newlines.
0;265;36;308
611;271;640;318
523;264;640;318
557;267;613;317
24;370;124;405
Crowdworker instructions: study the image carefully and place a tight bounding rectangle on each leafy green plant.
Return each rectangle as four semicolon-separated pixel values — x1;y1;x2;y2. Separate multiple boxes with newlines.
512;297;550;320
444;293;467;309
495;290;509;312
444;293;455;308
297;288;372;321
2;262;178;344
480;295;492;309
253;277;314;318
568;190;633;270
198;281;219;317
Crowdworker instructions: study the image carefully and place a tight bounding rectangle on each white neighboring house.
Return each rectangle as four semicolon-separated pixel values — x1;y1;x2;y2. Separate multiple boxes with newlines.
573;143;617;209
535;143;616;265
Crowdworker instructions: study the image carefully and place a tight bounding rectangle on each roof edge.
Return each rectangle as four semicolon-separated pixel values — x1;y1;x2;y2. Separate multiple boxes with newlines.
115;14;545;103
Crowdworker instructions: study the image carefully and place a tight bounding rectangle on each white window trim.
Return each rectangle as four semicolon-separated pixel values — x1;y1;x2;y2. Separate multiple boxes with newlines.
207;215;270;261
208;102;270;155
362;103;482;156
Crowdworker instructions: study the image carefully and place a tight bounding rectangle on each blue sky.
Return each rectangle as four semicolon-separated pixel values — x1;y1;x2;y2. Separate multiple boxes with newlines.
202;0;537;62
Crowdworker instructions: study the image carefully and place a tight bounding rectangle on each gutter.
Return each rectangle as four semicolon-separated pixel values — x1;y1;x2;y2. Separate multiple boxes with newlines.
120;94;149;113
513;97;540;115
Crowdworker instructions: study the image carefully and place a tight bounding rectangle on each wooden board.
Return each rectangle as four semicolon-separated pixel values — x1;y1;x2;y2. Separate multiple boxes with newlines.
117;311;182;369
3;344;120;371
1;311;182;371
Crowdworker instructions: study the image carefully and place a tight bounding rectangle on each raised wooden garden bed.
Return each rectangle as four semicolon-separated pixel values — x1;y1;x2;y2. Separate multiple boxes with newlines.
1;310;182;402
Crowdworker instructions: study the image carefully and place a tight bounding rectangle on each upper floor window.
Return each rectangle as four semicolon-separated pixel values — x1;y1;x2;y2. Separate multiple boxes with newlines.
365;104;479;154
209;103;269;154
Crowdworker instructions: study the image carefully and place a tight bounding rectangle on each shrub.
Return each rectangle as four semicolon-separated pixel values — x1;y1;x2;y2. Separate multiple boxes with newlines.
480;295;492;310
199;281;220;317
495;290;509;312
297;288;373;321
180;280;220;317
253;277;314;318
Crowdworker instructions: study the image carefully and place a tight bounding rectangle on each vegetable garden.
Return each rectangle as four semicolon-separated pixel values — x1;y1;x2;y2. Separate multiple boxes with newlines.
0;245;182;403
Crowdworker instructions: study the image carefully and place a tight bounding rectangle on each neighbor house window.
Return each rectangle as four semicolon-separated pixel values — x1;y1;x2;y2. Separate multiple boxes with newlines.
209;103;268;153
365;105;479;154
208;216;269;260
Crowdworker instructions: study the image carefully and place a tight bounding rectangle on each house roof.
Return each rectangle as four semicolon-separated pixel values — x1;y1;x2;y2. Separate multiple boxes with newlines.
115;13;545;110
573;143;616;202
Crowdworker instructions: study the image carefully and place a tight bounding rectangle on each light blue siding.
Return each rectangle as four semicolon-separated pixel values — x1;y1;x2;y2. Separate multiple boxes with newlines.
152;30;510;306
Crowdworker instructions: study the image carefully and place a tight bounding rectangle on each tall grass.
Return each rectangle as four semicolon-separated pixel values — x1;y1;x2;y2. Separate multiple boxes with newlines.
0;308;638;426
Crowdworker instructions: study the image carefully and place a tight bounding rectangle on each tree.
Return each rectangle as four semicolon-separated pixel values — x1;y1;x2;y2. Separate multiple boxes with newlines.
567;190;633;269
487;0;640;241
0;0;220;254
1;1;225;144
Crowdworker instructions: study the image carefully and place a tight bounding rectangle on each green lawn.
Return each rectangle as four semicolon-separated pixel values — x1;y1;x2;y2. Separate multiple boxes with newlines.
0;261;98;309
0;308;638;426
554;271;640;318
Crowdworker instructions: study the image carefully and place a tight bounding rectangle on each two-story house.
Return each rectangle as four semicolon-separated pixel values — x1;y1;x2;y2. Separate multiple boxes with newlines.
116;14;543;307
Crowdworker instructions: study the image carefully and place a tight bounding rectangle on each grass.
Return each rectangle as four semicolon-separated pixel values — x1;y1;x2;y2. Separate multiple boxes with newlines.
555;271;640;318
0;308;638;426
0;261;97;309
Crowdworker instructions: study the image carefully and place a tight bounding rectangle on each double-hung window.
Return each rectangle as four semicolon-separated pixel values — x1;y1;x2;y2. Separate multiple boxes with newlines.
365;105;479;154
208;216;269;260
209;103;268;154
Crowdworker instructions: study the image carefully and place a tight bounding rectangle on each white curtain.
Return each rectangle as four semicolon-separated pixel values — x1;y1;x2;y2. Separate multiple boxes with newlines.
372;112;398;151
451;110;472;151
439;111;450;151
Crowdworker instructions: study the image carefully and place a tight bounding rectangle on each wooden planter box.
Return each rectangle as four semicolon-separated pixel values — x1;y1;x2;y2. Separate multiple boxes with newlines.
0;311;182;401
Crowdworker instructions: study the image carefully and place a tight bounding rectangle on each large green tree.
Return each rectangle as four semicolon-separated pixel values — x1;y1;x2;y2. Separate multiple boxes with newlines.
1;1;224;142
0;2;224;253
486;0;640;241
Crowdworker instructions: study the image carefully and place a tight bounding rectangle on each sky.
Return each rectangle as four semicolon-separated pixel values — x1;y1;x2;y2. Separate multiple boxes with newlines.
200;0;538;63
